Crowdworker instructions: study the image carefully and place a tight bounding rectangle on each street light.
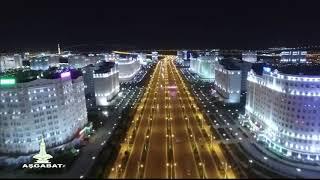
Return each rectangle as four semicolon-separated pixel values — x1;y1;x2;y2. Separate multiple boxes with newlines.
115;164;121;178
210;134;213;149
137;161;142;179
222;162;229;179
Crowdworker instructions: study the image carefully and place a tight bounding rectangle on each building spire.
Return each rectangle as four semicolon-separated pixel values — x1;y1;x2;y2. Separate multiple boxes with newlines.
58;43;61;55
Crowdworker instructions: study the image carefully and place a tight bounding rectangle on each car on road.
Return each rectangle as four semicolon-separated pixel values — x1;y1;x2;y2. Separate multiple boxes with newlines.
186;169;191;176
175;137;183;144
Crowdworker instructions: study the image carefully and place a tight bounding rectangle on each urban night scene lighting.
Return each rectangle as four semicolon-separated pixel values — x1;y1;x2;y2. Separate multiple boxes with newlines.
0;78;16;86
2;1;320;179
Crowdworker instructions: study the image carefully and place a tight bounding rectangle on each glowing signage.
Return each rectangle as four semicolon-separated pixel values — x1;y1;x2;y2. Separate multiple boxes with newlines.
263;67;271;73
167;85;177;89
0;78;16;86
60;72;71;78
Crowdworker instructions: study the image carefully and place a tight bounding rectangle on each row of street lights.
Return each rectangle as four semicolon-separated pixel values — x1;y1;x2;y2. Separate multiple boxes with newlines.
173;58;235;179
173;63;208;179
178;59;239;179
165;58;176;179
112;58;163;179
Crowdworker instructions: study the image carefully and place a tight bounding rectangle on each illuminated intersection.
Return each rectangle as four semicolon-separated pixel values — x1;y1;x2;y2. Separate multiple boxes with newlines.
106;56;236;179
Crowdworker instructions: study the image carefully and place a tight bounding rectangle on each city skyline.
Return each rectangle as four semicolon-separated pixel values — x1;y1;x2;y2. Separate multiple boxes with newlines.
2;48;320;178
2;2;320;179
1;1;320;52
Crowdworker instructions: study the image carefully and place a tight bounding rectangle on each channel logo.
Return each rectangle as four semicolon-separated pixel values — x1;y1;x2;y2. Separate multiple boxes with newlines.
22;137;65;169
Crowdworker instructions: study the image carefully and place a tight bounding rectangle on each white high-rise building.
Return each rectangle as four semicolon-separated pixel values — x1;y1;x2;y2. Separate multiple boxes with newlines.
137;53;147;65
152;51;158;61
0;70;88;155
214;61;242;103
13;54;23;68
190;54;218;81
68;55;90;69
183;50;188;59
0;55;21;72
94;61;120;106
242;65;320;162
48;55;60;67
30;56;50;70
176;50;184;64
117;56;141;82
82;64;96;97
242;51;257;63
280;50;307;63
88;54;104;65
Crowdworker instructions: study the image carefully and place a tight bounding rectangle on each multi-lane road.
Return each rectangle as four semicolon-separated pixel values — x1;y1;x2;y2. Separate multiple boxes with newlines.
106;56;236;179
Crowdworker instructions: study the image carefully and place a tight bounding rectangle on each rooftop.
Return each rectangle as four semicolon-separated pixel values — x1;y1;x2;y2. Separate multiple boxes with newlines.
252;63;320;76
251;63;268;75
218;58;247;70
0;68;82;84
94;61;116;74
277;64;320;76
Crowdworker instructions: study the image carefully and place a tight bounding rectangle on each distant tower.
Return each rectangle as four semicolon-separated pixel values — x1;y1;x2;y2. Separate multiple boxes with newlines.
58;43;61;55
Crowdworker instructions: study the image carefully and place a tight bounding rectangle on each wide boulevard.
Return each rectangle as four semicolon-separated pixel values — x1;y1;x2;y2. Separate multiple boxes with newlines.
106;56;236;179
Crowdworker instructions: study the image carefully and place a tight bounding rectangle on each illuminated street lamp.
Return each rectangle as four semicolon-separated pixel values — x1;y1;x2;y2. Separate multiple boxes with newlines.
137;161;142;179
115;164;121;178
210;134;213;149
221;162;230;178
127;136;132;151
185;117;190;128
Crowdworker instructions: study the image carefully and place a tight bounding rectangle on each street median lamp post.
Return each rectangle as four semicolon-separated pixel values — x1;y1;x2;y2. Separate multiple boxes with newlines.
137;161;140;179
148;119;152;131
137;161;143;179
115;164;121;178
166;163;171;179
127;136;132;151
167;162;177;179
134;120;137;131
185;117;189;128
199;162;205;178
222;162;230;179
118;164;122;177
203;160;206;178
200;116;205;129
114;166;118;178
210;134;213;149
111;167;115;178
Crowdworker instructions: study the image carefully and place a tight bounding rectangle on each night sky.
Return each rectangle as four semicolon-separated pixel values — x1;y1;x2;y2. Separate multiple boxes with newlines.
1;0;320;52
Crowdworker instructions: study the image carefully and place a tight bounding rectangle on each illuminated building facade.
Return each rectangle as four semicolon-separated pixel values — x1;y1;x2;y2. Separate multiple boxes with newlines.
48;55;60;67
152;51;158;61
214;60;242;103
68;55;90;69
117;56;141;82
280;50;307;63
137;53;148;65
0;54;23;72
88;54;104;65
176;50;184;64
242;51;257;63
0;71;88;155
176;50;191;67
30;56;50;70
94;61;119;106
242;65;320;162
190;55;218;81
82;64;96;97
